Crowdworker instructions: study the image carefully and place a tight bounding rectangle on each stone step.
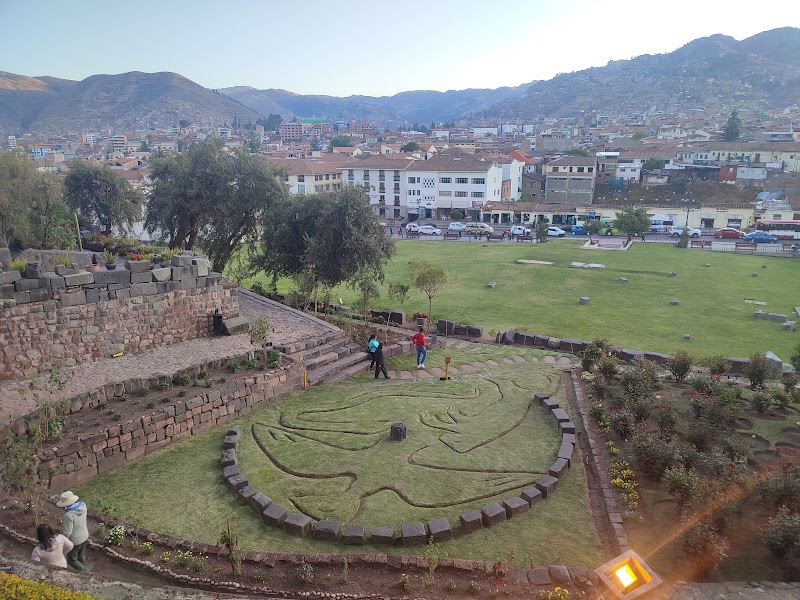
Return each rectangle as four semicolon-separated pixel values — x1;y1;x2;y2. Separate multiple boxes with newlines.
308;351;370;385
294;336;349;361
322;358;373;385
303;351;343;371
279;330;346;355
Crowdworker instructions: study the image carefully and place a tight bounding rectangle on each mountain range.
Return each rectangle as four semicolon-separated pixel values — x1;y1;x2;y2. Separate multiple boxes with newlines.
1;27;798;135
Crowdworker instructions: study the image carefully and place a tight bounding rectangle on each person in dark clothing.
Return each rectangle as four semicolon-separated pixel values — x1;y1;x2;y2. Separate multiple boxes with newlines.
640;231;646;242
367;335;378;371
373;342;390;379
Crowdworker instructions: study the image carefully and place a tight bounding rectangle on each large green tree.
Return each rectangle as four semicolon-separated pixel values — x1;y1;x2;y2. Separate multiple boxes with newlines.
401;141;421;153
614;205;652;235
255;186;394;300
145;138;288;272
63;160;143;233
722;110;742;142
329;135;354;148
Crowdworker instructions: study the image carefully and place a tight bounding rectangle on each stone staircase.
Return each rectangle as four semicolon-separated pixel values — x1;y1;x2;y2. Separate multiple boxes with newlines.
278;331;371;386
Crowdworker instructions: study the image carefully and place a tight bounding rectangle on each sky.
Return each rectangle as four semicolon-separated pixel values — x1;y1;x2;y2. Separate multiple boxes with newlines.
2;0;799;97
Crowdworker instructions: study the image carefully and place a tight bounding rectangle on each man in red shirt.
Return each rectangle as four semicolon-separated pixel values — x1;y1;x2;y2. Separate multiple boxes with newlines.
411;327;427;369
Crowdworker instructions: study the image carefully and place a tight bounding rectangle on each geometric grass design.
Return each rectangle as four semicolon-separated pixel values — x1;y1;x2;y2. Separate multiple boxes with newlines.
237;345;563;527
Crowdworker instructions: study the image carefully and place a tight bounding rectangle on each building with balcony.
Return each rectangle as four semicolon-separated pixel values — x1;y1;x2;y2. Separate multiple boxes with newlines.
544;155;597;205
266;158;352;195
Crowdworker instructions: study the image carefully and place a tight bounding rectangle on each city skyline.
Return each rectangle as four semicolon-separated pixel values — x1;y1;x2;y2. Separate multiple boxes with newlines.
1;0;799;97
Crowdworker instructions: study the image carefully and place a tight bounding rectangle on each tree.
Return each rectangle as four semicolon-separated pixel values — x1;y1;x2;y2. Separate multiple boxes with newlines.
722;110;741;142
246;132;262;154
329;135;354;148
643;158;665;170
585;219;602;244
144;138;289;271
535;221;549;243
257;113;282;132
565;148;588;157
63;160;143;234
179;119;191;129
631;131;647;140
351;268;380;323
614;205;651;236
401;141;421;153
408;260;447;331
449;209;464;221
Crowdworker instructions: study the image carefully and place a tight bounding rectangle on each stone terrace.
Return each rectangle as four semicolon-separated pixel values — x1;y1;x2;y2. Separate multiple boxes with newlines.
0;289;338;425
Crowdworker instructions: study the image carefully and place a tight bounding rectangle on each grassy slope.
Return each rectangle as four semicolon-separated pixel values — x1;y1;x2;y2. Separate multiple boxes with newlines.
77;345;605;567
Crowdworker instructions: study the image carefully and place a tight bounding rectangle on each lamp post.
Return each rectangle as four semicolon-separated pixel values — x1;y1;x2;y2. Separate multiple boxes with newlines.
595;550;663;600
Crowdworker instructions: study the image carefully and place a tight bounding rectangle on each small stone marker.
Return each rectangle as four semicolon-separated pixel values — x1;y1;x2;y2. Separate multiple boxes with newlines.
487;281;496;288
586;263;605;269
579;297;590;305
390;423;407;441
565;286;577;290
569;262;586;268
668;271;677;276
752;273;758;277
370;527;395;545
762;264;767;269
783;321;797;331
704;263;711;267
459;510;483;532
683;334;692;340
669;300;680;305
618;277;628;283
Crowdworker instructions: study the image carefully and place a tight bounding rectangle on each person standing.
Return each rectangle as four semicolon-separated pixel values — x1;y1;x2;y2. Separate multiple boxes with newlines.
373;341;390;379
640;231;646;242
31;523;73;568
56;491;89;571
411;327;427;369
367;334;379;371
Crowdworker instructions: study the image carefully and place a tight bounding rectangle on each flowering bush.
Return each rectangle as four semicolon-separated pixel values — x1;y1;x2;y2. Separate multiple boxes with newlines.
103;525;126;546
610;459;639;512
0;572;98;599
580;371;595;383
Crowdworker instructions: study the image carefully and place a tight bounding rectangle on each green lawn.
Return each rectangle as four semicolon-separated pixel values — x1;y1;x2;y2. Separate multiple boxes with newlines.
244;240;799;360
76;344;605;567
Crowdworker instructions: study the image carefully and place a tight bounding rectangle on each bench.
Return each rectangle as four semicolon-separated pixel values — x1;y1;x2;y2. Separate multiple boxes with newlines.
516;235;534;242
406;231;420;239
690;240;708;249
487;233;505;241
735;241;757;253
783;243;800;254
443;232;460;240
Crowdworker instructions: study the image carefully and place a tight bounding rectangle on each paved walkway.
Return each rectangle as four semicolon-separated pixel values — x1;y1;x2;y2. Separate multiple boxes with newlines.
0;289;338;425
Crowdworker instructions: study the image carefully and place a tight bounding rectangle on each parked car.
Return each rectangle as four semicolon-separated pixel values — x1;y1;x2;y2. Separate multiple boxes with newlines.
571;225;587;235
447;222;466;231
405;222;420;232
546;226;567;237
417;225;442;236
743;231;778;243
509;225;532;236
713;228;745;239
464;222;494;234
669;226;702;238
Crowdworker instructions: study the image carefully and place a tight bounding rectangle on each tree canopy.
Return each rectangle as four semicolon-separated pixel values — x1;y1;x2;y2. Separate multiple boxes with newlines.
144;138;288;271
614;205;651;235
401;141;421;153
63;160;143;234
722;110;742;142
329;135;354;148
407;259;447;331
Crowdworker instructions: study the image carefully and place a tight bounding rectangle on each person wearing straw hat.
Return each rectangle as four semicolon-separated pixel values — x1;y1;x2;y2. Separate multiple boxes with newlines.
56;491;89;571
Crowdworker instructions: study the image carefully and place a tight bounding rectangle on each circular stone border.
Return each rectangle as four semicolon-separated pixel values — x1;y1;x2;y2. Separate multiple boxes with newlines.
221;391;576;547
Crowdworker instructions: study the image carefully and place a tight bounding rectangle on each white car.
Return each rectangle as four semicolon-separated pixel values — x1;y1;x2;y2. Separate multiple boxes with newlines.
546;226;567;237
417;225;442;235
448;222;466;231
670;226;702;238
405;222;420;232
510;225;532;236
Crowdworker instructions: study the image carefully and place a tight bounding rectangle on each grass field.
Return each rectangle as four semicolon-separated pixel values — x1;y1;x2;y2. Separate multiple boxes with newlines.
76;344;605;567
244;240;799;360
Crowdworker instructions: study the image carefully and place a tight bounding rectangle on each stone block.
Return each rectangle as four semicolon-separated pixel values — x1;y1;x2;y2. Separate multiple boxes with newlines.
131;271;154;284
618;277;628;283
559;421;576;435
644;352;670;366
481;502;507;526
262;503;288;527
528;568;552;585
312;520;342;541
29;288;51;302
249;492;272;513
284;513;313;537
155;282;172;294
619;349;644;363
467;325;483;337
533;392;549;406
562;433;576;444
536;475;559;498
453;324;467;335
171;265;199;280
125;260;152;273
14;290;30;303
46;275;65;289
503;496;529;518
0;270;21;285
547;337;562;349
25;262;44;278
370;527;395;545
222;317;250;335
533;335;550;348
57;289;86;308
171;255;194;266
226;474;247;491
342;524;366;545
727;357;747;374
192;257;210;277
85;288;101;303
0;248;11;270
579;297;590;305
543;398;560;410
437;319;455;335
92;270;131;285
236;485;257;505
552;408;570;423
223;435;238;449
151;267;171;282
14;277;45;291
108;282;130;291
669;299;680;305
783;321;797;331
0;284;13;299
549;565;572;585
427;517;453;542
459;509;482;532
63;272;94;287
549;457;570;478
521;486;542;506
112;288;131;300
400;522;427;546
130;282;157;297
222;465;240;478
487;281;496;288
220;449;236;467
171;277;198;290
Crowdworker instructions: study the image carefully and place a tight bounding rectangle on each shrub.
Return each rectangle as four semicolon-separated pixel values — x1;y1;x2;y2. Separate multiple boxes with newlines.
189;554;207;572
744;352;772;389
0;572;99;599
104;525;126;546
757;464;800;512
681;518;728;575
772;388;792;410
704;354;729;376
629;395;653;423
297;561;314;584
684;420;718;452
581;338;610;371
591;378;609;399
140;541;154;555
631;432;678;479
620;362;657;399
763;506;800;558
467;580;481;596
668;350;693;382
228;359;241;373
688;373;721;396
598;356;619;381
662;466;701;510
589;401;607;423
750;391;772;413
653;398;677;439
609;409;634;439
267;349;282;368
10;257;27;272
